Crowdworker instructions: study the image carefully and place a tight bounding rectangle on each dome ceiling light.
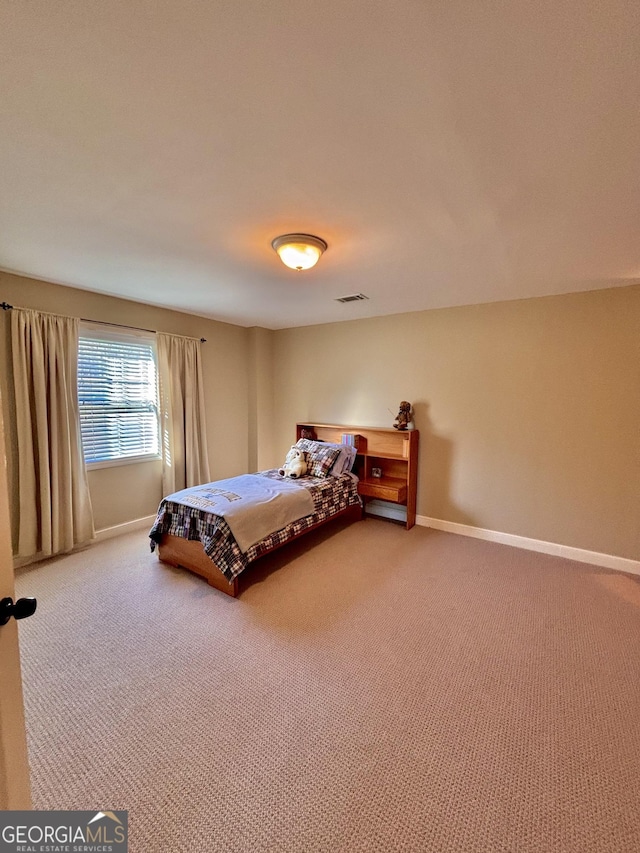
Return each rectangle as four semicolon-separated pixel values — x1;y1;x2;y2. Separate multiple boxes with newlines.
271;233;327;271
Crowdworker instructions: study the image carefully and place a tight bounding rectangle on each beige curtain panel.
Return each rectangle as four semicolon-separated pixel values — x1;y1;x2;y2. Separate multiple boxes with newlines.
11;308;94;561
157;333;211;495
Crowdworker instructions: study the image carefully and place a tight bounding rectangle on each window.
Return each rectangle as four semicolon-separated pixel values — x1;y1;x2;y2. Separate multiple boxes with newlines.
77;325;160;467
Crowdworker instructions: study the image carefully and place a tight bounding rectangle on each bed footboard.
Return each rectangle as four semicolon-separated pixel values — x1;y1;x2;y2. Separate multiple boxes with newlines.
157;535;239;597
155;503;361;597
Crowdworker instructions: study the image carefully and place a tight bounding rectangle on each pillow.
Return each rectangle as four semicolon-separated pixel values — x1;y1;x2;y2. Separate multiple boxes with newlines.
295;439;356;477
294;439;342;478
325;442;357;475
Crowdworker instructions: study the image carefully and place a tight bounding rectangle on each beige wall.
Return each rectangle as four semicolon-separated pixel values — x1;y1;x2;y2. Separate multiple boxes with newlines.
0;271;251;542
271;285;640;561
2;271;638;563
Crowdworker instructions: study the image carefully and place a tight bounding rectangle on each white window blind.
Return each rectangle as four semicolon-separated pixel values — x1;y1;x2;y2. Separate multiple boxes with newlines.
78;326;160;466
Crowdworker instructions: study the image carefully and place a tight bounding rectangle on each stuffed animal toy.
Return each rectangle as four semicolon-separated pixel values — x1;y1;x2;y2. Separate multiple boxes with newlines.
278;446;308;479
393;401;413;430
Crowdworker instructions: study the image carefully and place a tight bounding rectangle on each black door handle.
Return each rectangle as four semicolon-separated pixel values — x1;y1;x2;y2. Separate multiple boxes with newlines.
0;596;37;626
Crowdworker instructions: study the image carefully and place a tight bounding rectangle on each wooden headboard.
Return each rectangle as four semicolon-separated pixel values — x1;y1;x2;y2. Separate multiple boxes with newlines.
296;422;419;529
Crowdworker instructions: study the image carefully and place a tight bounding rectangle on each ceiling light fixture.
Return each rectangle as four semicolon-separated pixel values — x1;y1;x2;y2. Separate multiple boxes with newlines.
271;233;327;271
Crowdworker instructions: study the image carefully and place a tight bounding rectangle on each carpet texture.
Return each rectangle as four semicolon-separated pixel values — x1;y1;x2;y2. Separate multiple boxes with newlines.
14;519;640;852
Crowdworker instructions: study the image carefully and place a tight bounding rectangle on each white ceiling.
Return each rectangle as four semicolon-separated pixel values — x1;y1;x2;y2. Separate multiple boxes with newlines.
1;1;638;330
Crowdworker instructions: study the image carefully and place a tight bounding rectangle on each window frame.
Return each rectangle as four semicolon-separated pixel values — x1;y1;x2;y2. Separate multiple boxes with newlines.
77;323;161;470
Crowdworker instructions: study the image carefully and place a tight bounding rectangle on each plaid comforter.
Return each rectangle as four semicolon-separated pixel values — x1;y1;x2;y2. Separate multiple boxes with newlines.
149;469;361;581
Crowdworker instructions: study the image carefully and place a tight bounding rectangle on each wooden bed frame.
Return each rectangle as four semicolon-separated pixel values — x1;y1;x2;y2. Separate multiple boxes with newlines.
156;504;362;597
156;420;413;596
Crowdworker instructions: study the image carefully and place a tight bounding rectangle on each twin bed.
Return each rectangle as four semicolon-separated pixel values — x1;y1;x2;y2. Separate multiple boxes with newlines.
149;428;362;596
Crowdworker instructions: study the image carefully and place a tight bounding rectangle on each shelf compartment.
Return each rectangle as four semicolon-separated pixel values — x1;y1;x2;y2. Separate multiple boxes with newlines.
365;456;408;480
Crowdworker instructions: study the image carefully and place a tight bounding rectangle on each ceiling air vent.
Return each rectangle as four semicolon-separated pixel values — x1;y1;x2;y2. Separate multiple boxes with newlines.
335;293;369;303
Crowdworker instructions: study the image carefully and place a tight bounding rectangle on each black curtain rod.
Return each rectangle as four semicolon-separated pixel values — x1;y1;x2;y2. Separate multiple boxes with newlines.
1;302;206;342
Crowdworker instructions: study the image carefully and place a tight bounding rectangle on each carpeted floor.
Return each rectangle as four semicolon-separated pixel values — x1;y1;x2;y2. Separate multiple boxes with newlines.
14;518;640;852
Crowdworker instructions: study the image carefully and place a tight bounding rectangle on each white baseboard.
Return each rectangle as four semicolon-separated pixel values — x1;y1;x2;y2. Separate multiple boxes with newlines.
416;515;640;575
94;515;156;542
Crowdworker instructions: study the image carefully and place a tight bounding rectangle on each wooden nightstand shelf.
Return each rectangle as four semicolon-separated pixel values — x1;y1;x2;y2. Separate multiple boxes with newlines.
296;423;419;529
358;476;408;504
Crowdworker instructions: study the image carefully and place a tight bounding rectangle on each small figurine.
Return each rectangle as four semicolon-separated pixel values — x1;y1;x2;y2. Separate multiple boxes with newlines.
393;401;413;430
300;428;315;440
